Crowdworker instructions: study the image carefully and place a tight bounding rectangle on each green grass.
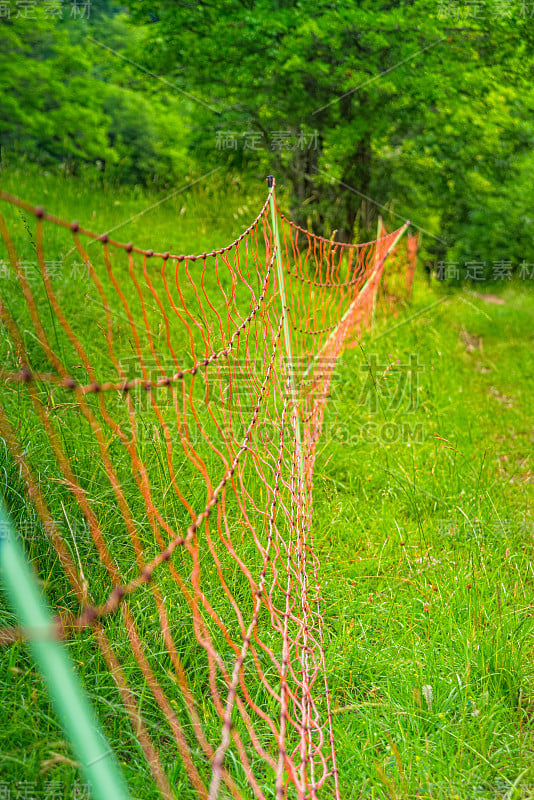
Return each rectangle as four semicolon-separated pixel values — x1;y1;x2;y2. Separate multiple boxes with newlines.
1;167;533;800
315;285;534;799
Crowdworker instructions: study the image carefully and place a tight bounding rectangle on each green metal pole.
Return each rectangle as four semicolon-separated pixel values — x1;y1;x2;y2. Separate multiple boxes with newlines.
267;176;307;495
0;498;131;800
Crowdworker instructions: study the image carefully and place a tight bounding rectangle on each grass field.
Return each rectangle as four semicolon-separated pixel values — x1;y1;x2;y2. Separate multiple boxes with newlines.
1;167;533;800
317;284;534;799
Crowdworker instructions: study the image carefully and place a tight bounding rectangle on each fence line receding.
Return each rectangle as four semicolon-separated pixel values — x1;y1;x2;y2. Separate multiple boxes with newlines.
0;179;415;800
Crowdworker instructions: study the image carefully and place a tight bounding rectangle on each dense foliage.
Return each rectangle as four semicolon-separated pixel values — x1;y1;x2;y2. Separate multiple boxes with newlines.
0;0;186;185
1;0;533;275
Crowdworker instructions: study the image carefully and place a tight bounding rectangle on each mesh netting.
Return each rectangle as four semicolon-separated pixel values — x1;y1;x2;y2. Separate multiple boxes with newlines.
0;184;412;799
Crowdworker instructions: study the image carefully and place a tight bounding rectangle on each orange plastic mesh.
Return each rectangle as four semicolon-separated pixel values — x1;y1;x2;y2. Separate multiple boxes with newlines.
0;184;410;799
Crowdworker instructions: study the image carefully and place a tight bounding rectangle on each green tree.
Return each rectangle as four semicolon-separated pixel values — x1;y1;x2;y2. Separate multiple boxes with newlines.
0;2;114;167
130;0;534;267
0;1;188;185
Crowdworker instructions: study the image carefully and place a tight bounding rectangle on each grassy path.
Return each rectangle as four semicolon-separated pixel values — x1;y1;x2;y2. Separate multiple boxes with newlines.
314;284;534;799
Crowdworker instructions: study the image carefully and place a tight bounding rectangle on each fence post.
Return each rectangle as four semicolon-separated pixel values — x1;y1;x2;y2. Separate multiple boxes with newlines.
267;176;307;500
0;499;131;800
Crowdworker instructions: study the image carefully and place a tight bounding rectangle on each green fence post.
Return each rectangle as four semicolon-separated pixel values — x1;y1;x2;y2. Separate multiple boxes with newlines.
0;498;131;800
267;176;307;497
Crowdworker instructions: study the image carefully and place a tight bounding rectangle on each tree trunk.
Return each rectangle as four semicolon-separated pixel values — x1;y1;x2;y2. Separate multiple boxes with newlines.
335;138;372;243
288;138;320;229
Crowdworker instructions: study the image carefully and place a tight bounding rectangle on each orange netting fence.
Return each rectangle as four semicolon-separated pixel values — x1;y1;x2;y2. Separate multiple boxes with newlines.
376;215;420;310
0;181;415;799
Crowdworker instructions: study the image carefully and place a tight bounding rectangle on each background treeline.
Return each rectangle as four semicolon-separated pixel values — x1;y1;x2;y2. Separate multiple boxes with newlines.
1;0;533;276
